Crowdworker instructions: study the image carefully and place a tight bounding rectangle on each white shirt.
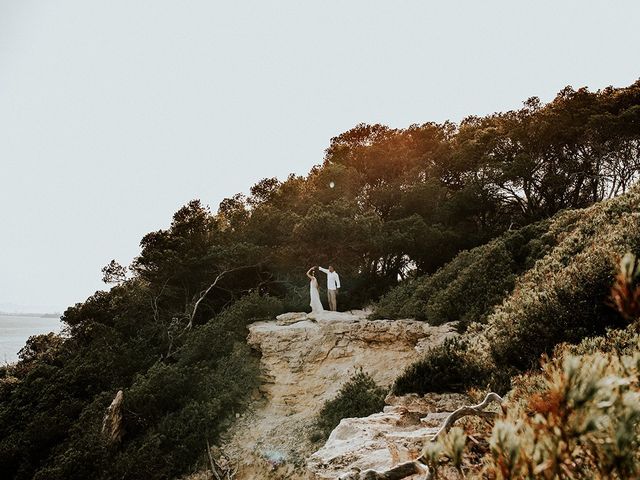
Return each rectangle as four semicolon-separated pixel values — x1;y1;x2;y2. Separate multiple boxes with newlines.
319;267;341;290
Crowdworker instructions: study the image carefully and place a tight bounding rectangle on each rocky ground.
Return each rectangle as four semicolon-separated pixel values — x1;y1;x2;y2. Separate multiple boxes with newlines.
215;310;458;479
308;392;470;480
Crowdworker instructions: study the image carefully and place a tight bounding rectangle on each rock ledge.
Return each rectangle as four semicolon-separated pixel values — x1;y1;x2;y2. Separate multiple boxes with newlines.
220;310;457;479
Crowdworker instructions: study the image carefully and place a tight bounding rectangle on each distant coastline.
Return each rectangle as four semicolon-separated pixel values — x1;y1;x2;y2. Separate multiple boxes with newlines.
0;312;61;319
0;313;63;364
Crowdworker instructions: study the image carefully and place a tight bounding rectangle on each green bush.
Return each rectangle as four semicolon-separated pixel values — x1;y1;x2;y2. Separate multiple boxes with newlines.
373;220;557;328
392;337;490;395
409;257;640;479
562;326;640;357
314;370;387;440
425;325;640;479
488;253;622;371
390;189;640;395
486;190;640;371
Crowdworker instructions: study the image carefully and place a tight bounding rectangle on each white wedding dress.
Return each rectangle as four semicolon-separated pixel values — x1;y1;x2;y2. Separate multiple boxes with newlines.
309;277;324;313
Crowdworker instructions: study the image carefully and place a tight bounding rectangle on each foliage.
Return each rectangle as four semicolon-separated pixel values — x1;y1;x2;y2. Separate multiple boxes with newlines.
483;347;640;479
0;292;278;480
563;326;640;357
391;187;640;397
101;259;128;284
373;220;558;327
392;337;490;395
486;189;640;373
219;80;640;307
422;254;640;480
313;370;387;440
609;251;640;322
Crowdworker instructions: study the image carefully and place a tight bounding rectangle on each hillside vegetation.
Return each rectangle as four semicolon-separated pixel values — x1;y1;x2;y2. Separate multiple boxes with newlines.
380;256;640;480
389;185;640;394
0;81;639;480
373;218;561;325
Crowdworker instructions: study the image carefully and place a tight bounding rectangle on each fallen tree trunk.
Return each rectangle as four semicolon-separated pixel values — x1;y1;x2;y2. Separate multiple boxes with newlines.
337;392;504;480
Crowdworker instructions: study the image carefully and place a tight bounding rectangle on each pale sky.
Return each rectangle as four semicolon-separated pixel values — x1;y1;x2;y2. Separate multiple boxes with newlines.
1;1;639;313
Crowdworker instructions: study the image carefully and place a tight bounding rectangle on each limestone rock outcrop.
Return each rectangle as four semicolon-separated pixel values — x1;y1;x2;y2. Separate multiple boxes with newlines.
220;310;457;479
102;389;124;445
307;393;470;480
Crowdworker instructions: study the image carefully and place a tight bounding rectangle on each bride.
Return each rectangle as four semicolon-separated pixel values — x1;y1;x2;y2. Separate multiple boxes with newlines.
306;267;324;313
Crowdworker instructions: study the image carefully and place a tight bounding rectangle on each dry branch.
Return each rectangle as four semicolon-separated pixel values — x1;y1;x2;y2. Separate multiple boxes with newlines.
207;440;237;480
187;263;260;329
429;392;503;442
207;439;223;480
337;392;504;480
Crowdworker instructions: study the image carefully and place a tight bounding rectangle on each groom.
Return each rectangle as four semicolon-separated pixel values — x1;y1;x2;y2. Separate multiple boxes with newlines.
317;265;340;311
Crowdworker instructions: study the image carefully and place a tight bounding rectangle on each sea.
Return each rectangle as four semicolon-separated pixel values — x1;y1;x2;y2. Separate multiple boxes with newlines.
0;315;62;364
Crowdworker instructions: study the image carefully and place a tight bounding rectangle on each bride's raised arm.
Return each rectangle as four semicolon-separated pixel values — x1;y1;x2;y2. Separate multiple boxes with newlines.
306;267;315;280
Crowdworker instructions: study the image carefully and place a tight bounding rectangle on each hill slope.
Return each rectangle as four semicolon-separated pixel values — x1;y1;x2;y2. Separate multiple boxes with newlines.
381;184;640;394
301;186;640;480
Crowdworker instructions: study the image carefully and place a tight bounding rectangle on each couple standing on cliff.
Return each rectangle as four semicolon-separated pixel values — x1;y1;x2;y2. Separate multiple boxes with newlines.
306;266;340;313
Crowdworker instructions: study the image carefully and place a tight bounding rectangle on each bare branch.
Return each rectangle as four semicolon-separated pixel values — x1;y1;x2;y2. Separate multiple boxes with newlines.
187;263;261;329
150;277;171;324
337;392;504;480
207;440;237;480
429;392;503;442
207;439;223;480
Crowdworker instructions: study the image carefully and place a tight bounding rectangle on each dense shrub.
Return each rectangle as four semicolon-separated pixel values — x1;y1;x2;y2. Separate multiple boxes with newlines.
409;256;640;479
423;330;640;479
0;292;276;480
561;326;640;357
480;253;640;478
391;188;640;395
373;220;559;328
483;347;640;479
392;337;491;395
487;190;640;372
313;370;387;440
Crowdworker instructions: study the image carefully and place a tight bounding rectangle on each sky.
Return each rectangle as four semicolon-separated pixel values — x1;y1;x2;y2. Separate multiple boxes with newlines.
0;1;639;313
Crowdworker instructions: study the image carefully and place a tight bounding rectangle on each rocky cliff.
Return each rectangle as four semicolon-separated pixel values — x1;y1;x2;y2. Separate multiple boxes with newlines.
218;310;457;479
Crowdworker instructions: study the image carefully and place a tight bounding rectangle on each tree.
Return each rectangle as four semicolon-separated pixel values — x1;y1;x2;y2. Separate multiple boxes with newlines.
101;260;128;284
